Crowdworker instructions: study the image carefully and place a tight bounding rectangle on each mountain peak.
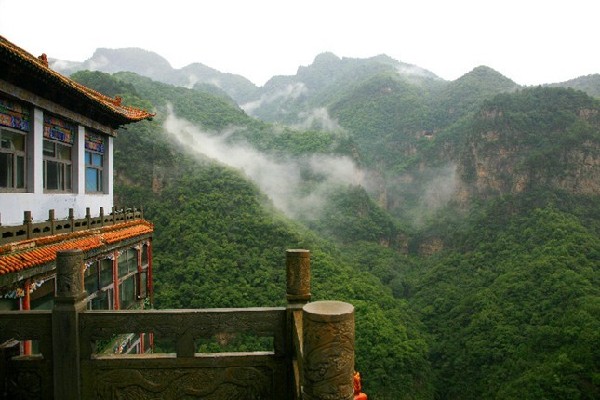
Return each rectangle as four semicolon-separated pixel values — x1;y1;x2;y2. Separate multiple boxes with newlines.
312;52;341;65
453;65;519;91
87;47;173;74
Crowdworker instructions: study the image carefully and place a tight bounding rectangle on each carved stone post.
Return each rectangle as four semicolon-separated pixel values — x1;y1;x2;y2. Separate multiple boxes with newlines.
286;249;311;305
286;249;311;400
52;249;87;400
48;209;56;235
302;301;355;400
24;211;32;239
85;207;91;229
68;208;75;232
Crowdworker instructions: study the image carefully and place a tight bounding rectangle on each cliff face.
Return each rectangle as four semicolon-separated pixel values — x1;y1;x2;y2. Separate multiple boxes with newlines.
457;88;600;200
461;139;600;198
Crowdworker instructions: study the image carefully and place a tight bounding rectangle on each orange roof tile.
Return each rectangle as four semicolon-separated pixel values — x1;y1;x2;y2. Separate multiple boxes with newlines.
0;35;154;125
0;220;153;275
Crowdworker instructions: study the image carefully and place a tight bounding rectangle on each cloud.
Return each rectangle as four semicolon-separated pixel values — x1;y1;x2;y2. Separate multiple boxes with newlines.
395;64;432;78
408;164;459;227
422;164;458;210
185;73;198;89
240;82;308;114
49;59;80;71
294;107;344;132
163;105;363;219
86;54;109;71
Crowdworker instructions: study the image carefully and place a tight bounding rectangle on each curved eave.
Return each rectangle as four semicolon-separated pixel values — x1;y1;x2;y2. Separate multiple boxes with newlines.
0;35;154;129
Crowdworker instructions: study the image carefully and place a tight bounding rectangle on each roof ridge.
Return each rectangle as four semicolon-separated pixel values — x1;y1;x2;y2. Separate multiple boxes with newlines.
0;35;155;123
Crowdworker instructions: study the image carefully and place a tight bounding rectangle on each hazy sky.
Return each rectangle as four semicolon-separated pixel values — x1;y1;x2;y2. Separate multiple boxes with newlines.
1;0;598;86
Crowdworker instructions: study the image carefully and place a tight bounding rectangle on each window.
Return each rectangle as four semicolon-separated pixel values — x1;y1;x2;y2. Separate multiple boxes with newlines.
90;289;111;310
118;249;137;278
43;140;72;191
0;298;19;311
0;128;26;190
85;152;103;192
137;270;148;299
119;275;137;309
43;114;74;192
84;262;100;295
0;97;29;192
141;243;149;266
30;279;55;311
99;258;114;289
85;132;105;193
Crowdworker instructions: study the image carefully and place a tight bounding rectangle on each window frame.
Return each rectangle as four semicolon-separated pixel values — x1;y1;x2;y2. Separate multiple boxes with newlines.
0;127;27;192
43;138;73;192
85;131;105;193
42;114;75;193
85;150;104;193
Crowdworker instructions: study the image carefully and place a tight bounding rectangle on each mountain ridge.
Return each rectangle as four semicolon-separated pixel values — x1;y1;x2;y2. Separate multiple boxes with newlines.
69;56;600;399
50;46;599;96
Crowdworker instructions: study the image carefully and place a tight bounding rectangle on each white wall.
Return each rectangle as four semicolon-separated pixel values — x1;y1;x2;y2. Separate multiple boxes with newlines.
1;193;113;225
0;107;114;226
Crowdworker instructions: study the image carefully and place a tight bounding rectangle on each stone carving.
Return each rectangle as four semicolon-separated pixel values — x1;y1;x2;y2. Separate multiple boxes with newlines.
56;249;84;298
6;371;42;400
302;301;355;400
92;367;272;399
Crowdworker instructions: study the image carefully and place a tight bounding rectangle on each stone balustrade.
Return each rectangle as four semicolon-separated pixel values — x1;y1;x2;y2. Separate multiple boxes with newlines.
0;249;356;400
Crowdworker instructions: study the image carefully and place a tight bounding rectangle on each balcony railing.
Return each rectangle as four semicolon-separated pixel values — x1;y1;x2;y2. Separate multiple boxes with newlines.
0;207;144;246
0;249;356;400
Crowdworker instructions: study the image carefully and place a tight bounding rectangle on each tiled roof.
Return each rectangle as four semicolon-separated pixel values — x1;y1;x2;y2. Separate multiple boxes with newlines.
0;35;154;124
0;220;153;275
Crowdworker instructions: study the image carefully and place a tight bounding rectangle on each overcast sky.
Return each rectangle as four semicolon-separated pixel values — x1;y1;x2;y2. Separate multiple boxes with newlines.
1;0;598;86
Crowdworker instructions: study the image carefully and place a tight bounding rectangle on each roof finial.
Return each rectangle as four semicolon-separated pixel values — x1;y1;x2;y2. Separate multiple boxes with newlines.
38;53;48;67
114;96;122;106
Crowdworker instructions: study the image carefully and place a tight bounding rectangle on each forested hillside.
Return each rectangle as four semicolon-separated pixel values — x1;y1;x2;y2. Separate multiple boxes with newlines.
71;63;600;400
72;71;433;399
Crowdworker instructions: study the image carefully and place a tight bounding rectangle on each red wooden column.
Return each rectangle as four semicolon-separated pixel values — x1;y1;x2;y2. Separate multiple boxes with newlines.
147;239;154;350
147;239;153;306
22;279;32;355
135;245;145;353
112;251;120;310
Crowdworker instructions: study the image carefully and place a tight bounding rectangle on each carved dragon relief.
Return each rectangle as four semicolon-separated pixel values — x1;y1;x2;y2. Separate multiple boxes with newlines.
303;316;355;400
91;366;272;399
5;370;43;400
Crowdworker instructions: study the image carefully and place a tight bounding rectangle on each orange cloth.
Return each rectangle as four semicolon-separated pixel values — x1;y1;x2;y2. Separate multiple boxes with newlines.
353;371;368;400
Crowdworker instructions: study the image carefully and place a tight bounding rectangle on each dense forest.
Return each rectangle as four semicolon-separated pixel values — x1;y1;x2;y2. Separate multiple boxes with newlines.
71;52;599;400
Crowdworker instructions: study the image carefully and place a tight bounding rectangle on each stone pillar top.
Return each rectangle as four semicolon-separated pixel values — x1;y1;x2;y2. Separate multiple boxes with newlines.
286;249;310;255
303;300;353;315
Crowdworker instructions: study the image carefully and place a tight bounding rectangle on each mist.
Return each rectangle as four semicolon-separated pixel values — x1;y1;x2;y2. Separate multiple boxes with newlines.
163;106;363;219
240;82;307;115
293;107;344;132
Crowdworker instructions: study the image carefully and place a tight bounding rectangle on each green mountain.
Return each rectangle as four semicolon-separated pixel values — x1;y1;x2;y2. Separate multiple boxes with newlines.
458;87;600;199
548;74;600;99
70;54;600;400
242;52;442;125
432;65;520;126
72;70;433;399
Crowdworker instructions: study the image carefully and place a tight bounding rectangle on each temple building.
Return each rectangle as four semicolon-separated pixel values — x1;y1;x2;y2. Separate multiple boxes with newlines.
0;35;155;355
